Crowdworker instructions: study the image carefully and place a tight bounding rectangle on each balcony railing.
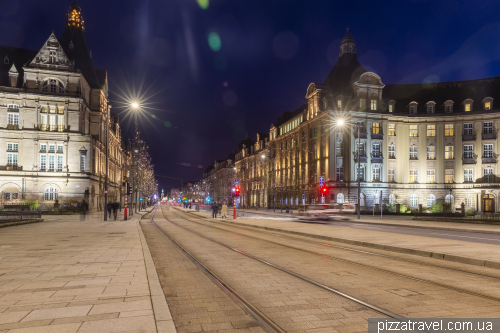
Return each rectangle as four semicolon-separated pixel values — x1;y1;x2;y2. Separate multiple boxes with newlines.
462;132;476;141
38;124;60;132
7;148;18;152
0;165;23;171
482;154;498;164
482;130;497;140
462;153;477;164
371;129;383;140
410;156;418;160
388;154;396;159
371;152;383;163
57;125;64;132
7;124;19;130
353;127;368;139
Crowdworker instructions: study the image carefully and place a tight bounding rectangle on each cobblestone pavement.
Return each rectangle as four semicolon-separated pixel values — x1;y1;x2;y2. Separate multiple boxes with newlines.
140;213;266;333
0;210;170;333
154;206;500;331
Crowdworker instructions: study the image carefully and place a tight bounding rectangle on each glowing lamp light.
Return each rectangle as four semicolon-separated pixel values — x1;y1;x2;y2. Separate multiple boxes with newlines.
131;102;139;109
337;119;344;126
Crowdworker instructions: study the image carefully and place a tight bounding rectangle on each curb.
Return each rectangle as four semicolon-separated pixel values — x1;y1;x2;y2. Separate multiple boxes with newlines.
236;210;500;235
182;209;500;271
137;213;177;333
0;219;44;228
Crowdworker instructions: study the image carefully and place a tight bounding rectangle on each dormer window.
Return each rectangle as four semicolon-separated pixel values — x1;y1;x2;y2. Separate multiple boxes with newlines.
463;99;473;112
409;102;418;114
426;101;435;114
388;100;395;113
337;100;342;109
483;97;493;111
42;79;64;94
371;100;377;110
69;40;74;50
4;55;8;64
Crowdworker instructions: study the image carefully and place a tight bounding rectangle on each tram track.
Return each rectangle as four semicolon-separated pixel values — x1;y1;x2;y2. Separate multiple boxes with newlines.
152;207;404;327
171;207;500;304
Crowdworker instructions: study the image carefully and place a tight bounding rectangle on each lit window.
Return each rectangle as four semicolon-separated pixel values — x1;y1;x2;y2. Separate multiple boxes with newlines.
4;193;10;201
371;100;377;110
445;124;454;136
445;169;454;183
483;144;493;158
389;104;393;113
427;146;435;160
409;125;418;137
427;194;436;207
485;102;491;110
464;169;473;182
360;99;366;108
336;141;343;156
388;169;395;182
337;100;341;109
357;166;364;181
465;103;471;111
388;145;395;159
372;167;380;182
463;145;473;158
372;122;380;134
445;146;454;159
445;194;454;204
389;193;396;203
410;146;418;159
337;193;344;204
426;125;436;137
410;194;418;207
465;197;473;207
426;169;435;183
388;124;395;136
12;193;18;200
58;107;64;114
409;169;418;183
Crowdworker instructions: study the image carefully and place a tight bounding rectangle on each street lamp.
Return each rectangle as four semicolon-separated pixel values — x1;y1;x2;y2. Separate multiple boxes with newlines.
334;117;361;220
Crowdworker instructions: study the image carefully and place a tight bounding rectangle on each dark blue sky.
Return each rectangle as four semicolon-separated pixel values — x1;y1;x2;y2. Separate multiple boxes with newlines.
3;0;500;192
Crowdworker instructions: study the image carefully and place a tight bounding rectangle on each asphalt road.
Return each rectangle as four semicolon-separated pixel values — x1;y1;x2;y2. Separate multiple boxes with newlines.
328;221;500;245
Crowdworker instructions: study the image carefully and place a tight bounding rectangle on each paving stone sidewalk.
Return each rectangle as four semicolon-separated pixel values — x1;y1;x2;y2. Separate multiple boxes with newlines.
0;208;175;333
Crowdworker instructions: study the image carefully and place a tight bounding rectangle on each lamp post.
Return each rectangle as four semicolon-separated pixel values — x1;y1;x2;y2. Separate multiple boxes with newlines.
336;118;361;220
104;105;110;221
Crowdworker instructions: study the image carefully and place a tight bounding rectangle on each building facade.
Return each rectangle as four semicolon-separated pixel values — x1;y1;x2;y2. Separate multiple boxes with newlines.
0;1;125;211
205;30;500;213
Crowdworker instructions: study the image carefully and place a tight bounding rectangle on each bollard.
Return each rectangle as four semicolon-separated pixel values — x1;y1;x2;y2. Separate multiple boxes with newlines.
233;205;236;219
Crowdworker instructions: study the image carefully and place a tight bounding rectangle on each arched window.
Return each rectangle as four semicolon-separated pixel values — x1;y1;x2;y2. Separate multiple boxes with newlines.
41;79;64;94
445;194;454;204
427;194;436;207
410;194;418;207
44;187;58;201
360;193;365;206
337;193;344;204
389;194;396;204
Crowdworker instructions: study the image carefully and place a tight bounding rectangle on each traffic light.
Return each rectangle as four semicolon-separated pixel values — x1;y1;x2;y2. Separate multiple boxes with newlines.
126;183;132;195
235;187;241;197
319;186;328;197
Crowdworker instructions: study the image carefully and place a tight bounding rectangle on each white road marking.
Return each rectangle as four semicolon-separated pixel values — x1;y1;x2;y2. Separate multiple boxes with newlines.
431;233;500;241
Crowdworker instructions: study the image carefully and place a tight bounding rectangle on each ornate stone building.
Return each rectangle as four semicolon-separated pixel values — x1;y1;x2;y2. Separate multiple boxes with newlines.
217;30;500;213
0;1;124;211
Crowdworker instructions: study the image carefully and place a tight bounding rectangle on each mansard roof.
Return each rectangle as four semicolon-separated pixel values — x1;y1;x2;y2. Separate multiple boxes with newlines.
275;103;306;127
0;45;37;88
237;137;255;151
324;53;366;96
383;76;500;114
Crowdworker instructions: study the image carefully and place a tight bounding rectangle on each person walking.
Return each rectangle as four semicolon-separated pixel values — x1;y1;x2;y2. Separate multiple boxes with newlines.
80;200;87;222
106;202;112;219
211;202;218;218
221;202;228;218
112;201;119;220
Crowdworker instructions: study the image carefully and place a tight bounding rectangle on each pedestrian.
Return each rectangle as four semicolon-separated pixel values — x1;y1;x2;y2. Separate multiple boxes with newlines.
211;202;218;218
221;202;228;218
80;200;87;222
107;202;112;218
112;201;119;220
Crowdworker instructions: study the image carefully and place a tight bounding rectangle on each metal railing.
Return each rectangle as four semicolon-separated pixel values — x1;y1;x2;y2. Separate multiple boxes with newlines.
0;211;41;222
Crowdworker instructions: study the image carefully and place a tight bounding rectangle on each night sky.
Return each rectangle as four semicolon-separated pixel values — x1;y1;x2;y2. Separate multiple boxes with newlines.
3;0;500;192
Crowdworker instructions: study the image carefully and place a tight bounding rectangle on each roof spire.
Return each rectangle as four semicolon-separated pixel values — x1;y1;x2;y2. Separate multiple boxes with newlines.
68;0;85;31
339;28;356;56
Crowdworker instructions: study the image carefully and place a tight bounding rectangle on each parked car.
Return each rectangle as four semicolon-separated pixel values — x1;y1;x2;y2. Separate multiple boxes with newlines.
297;204;351;222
